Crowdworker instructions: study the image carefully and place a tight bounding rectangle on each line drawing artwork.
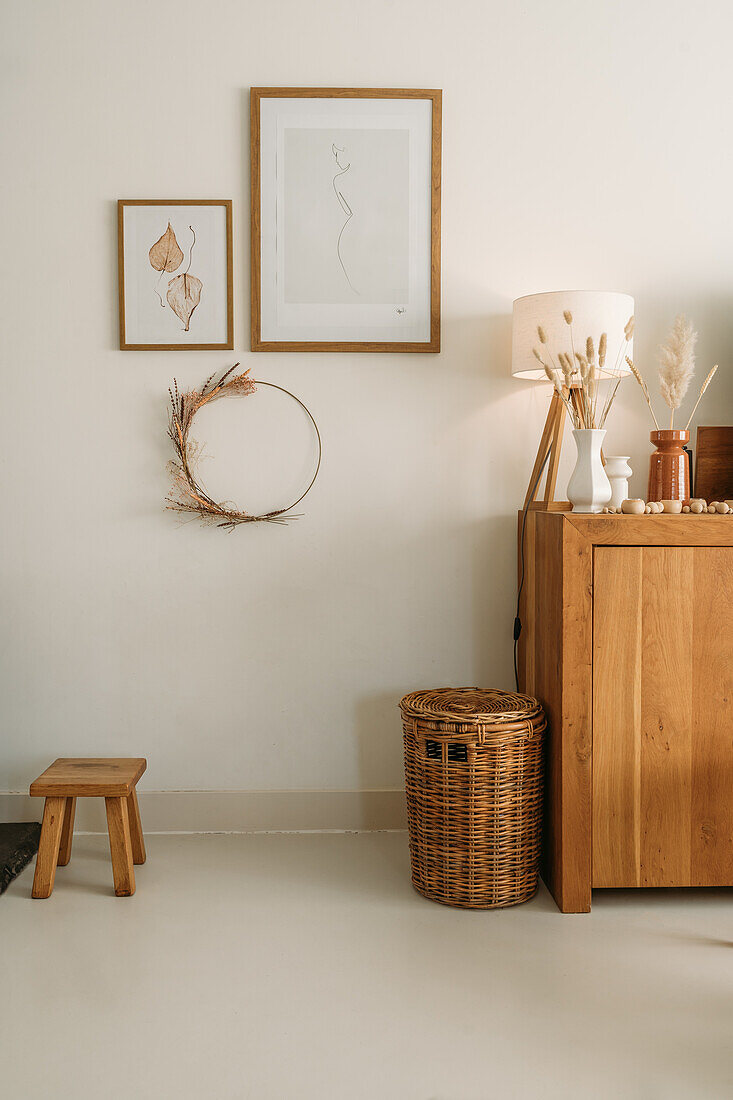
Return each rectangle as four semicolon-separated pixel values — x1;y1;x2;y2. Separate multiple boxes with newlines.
148;222;203;331
331;144;359;295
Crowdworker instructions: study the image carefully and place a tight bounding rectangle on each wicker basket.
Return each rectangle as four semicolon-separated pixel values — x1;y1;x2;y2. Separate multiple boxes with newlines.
400;687;546;909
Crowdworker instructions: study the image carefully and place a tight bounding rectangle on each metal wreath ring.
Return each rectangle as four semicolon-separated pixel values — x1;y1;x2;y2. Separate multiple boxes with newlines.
166;363;322;528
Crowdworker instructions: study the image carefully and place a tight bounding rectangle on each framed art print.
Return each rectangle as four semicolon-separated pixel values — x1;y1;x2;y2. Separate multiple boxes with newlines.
250;88;441;352
118;199;233;350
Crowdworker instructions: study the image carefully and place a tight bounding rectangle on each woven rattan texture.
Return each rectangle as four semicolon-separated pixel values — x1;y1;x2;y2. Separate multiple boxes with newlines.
401;688;546;909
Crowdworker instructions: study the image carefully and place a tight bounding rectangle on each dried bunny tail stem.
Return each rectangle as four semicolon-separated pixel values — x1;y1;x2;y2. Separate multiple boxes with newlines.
599;375;624;429
543;363;572;409
596;332;608;421
626;356;660;430
564;311;577;387
558;351;574;387
684;365;718;430
609;334;629;381
537;363;576;426
586;337;599;421
574;353;594;426
542;362;576;422
537;324;564;373
534;347;565;381
590;354;600;424
533;347;559;378
598;328;632;427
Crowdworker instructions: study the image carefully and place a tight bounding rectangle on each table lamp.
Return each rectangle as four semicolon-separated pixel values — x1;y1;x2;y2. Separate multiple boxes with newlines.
512;290;634;509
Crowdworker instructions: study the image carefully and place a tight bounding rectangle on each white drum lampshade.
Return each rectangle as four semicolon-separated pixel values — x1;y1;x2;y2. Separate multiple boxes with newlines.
512;291;634;381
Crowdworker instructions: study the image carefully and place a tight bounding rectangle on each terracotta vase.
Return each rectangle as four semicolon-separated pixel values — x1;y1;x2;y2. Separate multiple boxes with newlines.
647;430;690;502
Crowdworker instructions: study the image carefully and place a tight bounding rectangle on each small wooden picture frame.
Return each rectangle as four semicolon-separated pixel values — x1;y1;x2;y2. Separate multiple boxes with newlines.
695;425;733;501
118;199;234;351
251;88;442;353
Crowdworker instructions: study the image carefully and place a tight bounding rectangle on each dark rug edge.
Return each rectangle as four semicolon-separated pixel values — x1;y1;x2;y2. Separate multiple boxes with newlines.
0;822;42;895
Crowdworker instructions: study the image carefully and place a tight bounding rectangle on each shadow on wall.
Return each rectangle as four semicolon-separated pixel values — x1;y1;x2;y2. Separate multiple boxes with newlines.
353;513;520;792
439;305;514;381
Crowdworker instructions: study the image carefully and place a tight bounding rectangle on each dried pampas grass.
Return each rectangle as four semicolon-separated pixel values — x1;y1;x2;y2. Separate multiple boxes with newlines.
658;314;697;427
628;316;718;431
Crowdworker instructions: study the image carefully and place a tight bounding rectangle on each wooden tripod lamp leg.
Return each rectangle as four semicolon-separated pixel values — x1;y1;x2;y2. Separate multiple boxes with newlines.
524;390;567;509
542;396;567;506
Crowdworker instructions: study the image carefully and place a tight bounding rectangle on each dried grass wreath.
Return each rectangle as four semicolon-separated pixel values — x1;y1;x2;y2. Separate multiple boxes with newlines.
167;363;322;528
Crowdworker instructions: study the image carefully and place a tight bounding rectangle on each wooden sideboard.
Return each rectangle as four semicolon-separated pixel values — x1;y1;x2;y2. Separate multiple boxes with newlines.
518;511;733;912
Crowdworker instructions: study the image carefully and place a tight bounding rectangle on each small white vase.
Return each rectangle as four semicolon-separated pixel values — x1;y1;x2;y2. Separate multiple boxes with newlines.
604;455;632;511
567;429;611;513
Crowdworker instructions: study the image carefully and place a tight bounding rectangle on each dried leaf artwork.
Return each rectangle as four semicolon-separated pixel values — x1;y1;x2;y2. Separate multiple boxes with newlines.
149;222;184;273
166;365;322;530
149;222;203;329
167;273;203;331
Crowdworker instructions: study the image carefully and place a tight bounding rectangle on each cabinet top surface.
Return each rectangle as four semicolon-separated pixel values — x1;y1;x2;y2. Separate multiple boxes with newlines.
540;511;733;547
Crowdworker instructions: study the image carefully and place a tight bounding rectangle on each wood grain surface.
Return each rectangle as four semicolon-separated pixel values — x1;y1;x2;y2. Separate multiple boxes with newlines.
519;511;733;910
568;513;733;545
695;425;733;501
592;548;643;887
518;512;592;911
57;797;76;867
592;546;733;888
127;788;147;866
105;797;135;897
32;797;66;898
690;548;733;885
30;758;147;798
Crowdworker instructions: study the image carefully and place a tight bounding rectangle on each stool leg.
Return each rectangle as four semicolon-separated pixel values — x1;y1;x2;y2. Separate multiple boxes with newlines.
105;797;135;897
57;797;76;866
126;788;146;865
32;796;66;898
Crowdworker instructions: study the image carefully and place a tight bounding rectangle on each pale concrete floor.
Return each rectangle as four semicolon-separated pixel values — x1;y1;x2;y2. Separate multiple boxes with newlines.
2;833;732;1100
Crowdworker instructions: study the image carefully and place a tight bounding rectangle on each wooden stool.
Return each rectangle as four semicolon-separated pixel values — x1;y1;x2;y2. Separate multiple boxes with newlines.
30;758;147;898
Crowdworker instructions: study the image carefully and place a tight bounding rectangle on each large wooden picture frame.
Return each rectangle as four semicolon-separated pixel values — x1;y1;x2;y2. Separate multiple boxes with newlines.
250;88;441;353
118;199;234;351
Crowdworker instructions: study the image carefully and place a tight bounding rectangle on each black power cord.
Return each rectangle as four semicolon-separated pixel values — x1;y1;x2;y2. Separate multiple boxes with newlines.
513;446;552;692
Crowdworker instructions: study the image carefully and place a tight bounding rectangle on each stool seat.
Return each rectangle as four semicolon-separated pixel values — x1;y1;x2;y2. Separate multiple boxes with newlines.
29;757;147;899
30;758;146;797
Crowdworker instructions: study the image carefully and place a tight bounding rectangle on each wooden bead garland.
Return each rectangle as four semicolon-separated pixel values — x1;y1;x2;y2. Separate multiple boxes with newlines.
601;498;733;517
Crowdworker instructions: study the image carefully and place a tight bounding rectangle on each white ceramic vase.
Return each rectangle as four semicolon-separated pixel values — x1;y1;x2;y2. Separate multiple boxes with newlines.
604;455;632;511
567;429;611;513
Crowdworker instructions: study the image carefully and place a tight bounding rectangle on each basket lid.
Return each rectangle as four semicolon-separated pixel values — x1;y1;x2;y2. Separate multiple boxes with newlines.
399;687;542;723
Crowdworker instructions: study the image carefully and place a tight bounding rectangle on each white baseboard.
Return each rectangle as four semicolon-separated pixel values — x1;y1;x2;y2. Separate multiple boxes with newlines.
0;790;407;834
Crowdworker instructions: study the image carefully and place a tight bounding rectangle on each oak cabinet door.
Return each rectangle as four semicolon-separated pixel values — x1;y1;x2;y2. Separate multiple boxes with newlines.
592;546;733;888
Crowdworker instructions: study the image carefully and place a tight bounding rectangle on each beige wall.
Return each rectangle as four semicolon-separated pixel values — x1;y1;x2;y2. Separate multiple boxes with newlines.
2;0;732;800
